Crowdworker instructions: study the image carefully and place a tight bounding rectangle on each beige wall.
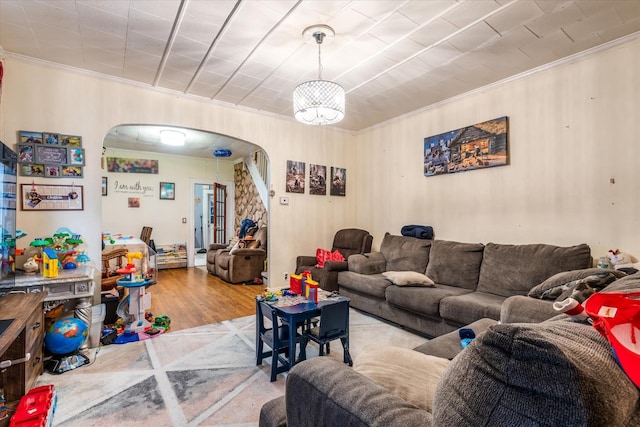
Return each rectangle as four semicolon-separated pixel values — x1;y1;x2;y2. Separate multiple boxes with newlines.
355;36;640;260
2;34;639;293
101;147;235;245
1;58;358;289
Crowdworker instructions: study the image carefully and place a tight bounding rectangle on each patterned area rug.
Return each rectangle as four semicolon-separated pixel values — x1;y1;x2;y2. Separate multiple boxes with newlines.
37;309;426;426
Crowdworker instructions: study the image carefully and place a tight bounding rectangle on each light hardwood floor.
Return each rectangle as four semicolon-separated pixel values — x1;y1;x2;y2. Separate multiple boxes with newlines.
146;265;263;331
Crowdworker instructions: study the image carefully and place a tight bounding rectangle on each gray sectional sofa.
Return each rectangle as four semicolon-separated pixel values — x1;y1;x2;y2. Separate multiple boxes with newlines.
260;273;640;427
337;233;593;337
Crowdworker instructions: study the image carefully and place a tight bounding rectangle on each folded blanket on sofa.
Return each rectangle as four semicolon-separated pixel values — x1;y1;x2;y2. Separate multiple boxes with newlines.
401;225;433;240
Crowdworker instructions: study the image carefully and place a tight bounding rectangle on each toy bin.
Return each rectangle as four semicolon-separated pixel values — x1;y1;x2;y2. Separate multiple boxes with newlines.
89;304;106;348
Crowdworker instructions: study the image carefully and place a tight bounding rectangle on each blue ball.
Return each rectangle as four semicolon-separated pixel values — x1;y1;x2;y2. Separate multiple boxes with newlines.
45;318;89;355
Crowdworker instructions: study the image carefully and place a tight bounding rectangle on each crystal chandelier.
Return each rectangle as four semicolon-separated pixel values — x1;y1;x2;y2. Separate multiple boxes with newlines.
293;25;345;126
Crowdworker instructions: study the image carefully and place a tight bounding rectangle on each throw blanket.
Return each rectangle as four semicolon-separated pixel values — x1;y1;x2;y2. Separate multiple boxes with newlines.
238;218;256;239
401;225;434;240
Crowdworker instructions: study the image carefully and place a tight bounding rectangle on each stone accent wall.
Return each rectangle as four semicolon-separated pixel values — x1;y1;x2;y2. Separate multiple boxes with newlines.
234;162;267;235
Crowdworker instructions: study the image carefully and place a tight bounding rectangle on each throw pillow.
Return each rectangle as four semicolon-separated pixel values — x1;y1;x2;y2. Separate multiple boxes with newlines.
246;240;260;249
316;248;331;268
316;248;345;268
382;271;435;287
329;249;345;263
528;268;626;301
229;241;241;255
354;346;449;412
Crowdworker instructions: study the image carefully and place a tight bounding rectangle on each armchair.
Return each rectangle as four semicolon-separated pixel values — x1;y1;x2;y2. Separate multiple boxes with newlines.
209;226;267;284
295;228;373;291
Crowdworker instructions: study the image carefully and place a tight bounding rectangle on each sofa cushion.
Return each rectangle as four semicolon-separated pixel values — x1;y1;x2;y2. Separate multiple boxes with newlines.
380;233;431;272
337;271;391;299
347;253;386;275
432;320;640;426
385;284;471;318
439;291;505;325
382;271;434;287
476;243;592;298
425;240;484;290
528;268;626;301
286;358;433;426
354;346;449;412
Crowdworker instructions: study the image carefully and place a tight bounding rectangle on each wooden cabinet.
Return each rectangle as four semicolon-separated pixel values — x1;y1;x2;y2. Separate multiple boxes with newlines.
0;293;46;424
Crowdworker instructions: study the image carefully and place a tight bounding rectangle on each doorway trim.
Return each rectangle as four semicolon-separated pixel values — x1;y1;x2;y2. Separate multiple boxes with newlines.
188;177;234;267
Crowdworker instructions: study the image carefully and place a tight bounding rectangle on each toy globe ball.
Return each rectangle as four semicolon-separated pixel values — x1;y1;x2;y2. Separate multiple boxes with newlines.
45;318;89;355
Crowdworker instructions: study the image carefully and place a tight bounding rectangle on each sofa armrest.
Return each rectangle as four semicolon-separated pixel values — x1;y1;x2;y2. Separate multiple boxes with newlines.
260;396;287;427
296;255;317;270
323;260;348;272
208;243;228;251
500;295;558;323
231;248;267;257
285;358;432;427
347;253;386;275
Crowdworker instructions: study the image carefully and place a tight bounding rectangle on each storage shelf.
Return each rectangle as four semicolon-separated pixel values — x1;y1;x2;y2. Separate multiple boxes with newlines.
157;243;187;269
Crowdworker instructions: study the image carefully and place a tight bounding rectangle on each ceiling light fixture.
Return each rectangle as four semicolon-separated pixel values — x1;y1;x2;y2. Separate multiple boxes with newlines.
160;130;186;146
293;25;345;126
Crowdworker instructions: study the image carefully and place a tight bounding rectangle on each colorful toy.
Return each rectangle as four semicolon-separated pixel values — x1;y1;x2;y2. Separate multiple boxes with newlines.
42;248;59;278
584;291;640;388
153;315;171;331
9;385;56;427
115;259;153;335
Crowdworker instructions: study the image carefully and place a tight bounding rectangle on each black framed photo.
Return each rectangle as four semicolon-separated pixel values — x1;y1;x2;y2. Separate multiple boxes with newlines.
159;182;175;200
102;177;108;196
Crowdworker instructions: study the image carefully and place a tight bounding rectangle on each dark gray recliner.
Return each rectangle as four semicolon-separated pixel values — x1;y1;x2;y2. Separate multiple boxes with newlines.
295;228;373;291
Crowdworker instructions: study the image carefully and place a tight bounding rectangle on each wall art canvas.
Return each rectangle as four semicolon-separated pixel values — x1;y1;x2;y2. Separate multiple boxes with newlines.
424;116;509;177
330;167;346;196
107;157;159;174
286;160;305;193
21;183;84;210
309;164;327;195
17;130;85;178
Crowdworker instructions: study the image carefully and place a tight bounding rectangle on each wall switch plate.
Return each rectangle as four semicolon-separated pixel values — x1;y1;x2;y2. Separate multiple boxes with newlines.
279;197;289;205
182;218;187;223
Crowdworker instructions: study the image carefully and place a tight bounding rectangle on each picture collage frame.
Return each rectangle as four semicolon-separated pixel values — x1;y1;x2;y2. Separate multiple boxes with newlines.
286;160;346;197
17;130;85;178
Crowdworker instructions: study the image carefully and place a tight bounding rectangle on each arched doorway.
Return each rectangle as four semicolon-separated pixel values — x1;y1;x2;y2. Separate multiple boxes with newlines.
101;124;269;269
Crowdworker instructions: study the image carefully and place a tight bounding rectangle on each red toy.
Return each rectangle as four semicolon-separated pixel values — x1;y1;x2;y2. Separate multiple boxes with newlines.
9;385;56;427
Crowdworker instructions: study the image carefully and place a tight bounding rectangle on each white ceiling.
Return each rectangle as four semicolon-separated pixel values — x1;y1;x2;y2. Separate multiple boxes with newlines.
2;0;639;156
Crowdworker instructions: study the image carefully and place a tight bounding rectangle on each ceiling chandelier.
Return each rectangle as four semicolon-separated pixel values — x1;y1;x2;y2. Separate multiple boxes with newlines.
293;25;345;126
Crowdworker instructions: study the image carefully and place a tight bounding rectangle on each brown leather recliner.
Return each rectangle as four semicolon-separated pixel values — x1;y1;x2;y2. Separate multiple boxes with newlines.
295;228;373;291
208;226;267;284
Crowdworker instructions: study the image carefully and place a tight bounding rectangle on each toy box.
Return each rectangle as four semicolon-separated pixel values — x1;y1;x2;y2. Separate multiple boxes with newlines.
9;385;56;427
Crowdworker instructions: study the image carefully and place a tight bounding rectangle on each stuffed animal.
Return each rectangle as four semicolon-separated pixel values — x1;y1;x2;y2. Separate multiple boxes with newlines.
607;249;632;266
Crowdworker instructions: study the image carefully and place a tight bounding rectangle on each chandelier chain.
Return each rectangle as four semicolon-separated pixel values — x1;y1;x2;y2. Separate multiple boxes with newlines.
317;40;323;80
